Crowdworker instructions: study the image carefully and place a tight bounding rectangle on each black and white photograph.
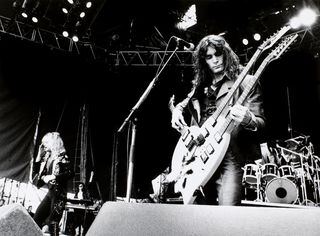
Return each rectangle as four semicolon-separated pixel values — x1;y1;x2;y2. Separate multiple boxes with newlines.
0;0;320;235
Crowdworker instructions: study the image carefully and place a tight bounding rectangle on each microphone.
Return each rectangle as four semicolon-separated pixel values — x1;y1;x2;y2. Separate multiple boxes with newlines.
172;36;195;50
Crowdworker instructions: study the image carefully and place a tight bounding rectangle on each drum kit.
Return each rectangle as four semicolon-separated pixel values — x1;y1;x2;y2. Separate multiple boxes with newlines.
242;136;320;206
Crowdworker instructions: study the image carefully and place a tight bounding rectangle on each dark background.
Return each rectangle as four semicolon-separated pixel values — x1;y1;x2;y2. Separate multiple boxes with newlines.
0;0;319;201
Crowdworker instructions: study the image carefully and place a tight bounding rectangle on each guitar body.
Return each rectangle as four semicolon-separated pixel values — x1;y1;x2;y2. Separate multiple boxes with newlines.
168;116;231;204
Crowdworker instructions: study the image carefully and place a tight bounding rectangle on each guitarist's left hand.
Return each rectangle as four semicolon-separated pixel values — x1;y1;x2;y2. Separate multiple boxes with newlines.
229;104;253;126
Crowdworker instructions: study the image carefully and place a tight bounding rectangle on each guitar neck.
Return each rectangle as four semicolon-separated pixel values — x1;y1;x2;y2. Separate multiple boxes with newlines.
206;26;291;128
212;47;263;120
202;48;264;135
219;33;299;136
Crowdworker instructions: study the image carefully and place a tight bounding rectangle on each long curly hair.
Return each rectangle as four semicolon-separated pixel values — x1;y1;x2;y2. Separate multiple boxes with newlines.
192;34;241;89
41;132;66;158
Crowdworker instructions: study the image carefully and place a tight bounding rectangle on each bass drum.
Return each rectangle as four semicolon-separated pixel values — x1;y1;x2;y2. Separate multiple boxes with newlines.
265;177;298;204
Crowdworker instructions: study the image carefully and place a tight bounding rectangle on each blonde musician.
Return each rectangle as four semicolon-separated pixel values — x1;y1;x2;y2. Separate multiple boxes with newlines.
33;132;73;235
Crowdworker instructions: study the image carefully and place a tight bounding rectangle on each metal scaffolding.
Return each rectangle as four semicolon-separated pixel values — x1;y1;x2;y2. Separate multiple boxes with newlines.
0;15;107;61
115;50;193;66
2;14;319;67
0;15;194;67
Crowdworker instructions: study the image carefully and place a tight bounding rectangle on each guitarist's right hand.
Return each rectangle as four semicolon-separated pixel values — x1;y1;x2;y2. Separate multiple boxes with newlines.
171;107;187;132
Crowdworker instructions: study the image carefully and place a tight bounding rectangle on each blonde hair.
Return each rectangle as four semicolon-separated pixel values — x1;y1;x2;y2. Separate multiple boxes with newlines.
41;132;66;157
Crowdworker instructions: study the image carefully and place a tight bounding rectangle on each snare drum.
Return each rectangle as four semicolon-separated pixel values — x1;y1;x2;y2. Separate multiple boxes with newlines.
243;164;259;185
261;163;278;182
279;165;295;181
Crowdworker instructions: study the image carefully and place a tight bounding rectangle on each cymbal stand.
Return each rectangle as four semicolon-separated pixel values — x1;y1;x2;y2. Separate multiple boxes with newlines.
306;143;319;205
255;166;263;202
312;155;320;205
299;153;308;205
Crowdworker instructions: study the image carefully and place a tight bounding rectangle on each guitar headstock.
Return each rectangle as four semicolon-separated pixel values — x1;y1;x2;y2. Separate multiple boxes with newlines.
267;33;299;63
258;25;292;51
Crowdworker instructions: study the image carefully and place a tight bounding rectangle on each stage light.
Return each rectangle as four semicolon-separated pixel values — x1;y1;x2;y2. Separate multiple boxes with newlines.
176;4;197;30
21;12;28;18
289;7;317;29
20;0;29;18
242;38;249;46
31;16;38;23
289;16;301;29
86;2;92;8
298;8;317;26
62;7;68;14
253;33;261;41
72;35;79;42
62;30;69;37
80;12;85;18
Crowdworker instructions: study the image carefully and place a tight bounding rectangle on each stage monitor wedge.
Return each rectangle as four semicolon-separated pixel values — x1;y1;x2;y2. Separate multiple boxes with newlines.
87;201;320;236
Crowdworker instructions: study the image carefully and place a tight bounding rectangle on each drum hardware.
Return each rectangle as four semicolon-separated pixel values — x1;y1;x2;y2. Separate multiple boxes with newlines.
242;159;319;206
247;136;320;207
293;153;318;206
276;144;308;163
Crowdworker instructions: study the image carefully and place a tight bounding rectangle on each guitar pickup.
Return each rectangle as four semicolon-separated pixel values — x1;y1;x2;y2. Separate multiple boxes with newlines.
186;138;195;150
200;144;214;163
202;127;210;138
214;132;222;143
182;129;190;142
181;129;194;149
200;152;209;163
206;143;214;154
208;118;217;127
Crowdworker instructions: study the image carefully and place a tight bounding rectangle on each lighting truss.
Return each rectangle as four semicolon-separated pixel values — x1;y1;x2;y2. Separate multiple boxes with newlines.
0;15;107;60
116;50;193;66
0;14;194;67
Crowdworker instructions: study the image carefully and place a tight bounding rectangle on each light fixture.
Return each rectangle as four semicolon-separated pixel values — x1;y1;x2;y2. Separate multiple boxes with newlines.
253;33;261;41
72;35;79;42
86;2;92;8
31;16;38;23
289;16;301;29
299;8;317;26
21;12;28;18
62;7;68;14
62;30;69;37
289;7;318;29
242;38;249;46
176;4;197;30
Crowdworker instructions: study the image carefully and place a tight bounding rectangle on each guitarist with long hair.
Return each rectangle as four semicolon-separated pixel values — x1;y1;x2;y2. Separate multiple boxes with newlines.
169;34;266;205
33;132;74;235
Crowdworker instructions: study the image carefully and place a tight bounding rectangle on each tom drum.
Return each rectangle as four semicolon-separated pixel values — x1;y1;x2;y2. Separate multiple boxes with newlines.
243;164;259;186
261;163;278;182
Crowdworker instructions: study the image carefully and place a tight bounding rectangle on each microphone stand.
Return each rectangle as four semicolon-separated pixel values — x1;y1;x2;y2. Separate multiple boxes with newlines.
286;86;293;138
116;46;180;203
